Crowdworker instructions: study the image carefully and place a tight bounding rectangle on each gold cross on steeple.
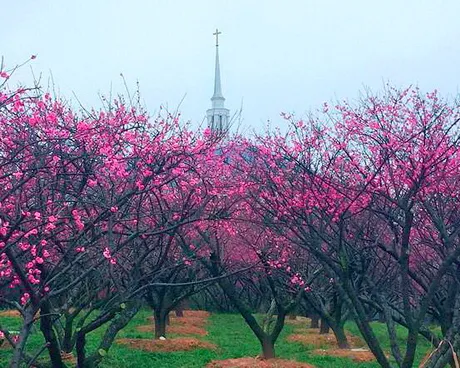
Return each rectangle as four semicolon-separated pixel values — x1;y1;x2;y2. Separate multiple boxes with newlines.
213;28;222;47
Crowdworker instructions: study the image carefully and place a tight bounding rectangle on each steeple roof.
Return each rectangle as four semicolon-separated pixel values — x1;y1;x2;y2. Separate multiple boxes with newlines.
212;44;224;102
206;29;230;133
211;29;225;108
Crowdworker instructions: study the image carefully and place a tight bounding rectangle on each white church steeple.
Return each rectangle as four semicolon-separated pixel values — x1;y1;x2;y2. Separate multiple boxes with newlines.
207;29;230;133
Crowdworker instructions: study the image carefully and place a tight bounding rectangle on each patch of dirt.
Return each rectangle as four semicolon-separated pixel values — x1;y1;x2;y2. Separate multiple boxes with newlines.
147;310;209;328
0;309;41;319
0;310;21;317
207;357;315;368
313;348;376;362
137;324;207;336
61;352;76;365
285;316;312;326
115;337;216;353
172;316;208;327
287;329;364;349
178;310;210;318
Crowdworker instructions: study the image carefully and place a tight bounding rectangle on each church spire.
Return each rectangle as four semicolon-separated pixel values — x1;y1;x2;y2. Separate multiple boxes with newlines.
207;29;230;133
211;29;224;104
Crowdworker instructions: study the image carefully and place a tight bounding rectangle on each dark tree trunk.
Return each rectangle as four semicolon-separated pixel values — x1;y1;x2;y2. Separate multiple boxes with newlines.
40;301;65;368
310;314;320;328
340;280;392;368
10;308;36;368
175;300;185;317
76;332;86;368
261;337;276;359
154;311;167;339
62;313;76;353
320;318;330;334
204;254;288;361
332;324;350;349
80;302;141;368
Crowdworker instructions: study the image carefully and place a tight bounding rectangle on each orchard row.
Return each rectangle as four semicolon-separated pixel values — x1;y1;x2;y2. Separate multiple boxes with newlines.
1;73;459;368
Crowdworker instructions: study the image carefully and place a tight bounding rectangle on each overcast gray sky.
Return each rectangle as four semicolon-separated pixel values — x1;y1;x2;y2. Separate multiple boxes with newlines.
2;0;459;132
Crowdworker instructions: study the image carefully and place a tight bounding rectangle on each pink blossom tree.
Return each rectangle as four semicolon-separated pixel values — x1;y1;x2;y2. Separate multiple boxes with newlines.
245;87;460;368
0;65;222;367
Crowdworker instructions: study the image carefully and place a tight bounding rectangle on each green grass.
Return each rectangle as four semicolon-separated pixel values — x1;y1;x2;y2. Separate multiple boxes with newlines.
0;310;436;367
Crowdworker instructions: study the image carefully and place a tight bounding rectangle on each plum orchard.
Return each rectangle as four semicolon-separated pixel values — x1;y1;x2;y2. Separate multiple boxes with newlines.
0;70;223;367
245;87;460;368
1;66;460;368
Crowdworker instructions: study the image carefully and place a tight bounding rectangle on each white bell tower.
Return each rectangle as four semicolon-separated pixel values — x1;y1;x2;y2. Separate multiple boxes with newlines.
206;29;230;133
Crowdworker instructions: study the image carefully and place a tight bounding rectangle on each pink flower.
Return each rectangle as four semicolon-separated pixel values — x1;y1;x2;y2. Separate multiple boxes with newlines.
103;247;111;259
29;116;38;126
48;215;57;223
28;274;40;284
20;293;30;305
45;223;56;231
136;181;145;190
24;229;38;238
110;206;118;213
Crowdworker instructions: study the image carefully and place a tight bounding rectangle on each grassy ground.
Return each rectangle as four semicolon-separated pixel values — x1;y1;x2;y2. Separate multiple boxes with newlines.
0;310;435;367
